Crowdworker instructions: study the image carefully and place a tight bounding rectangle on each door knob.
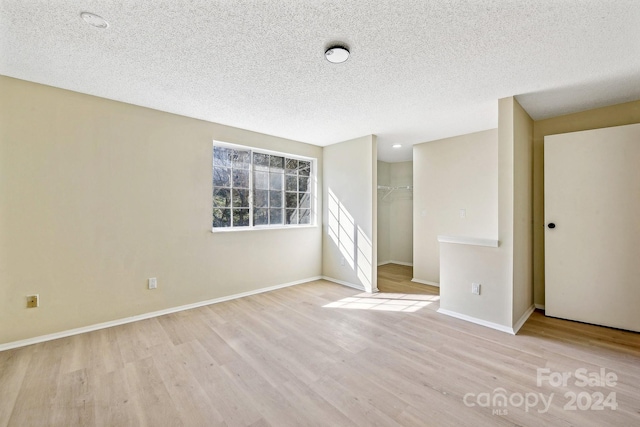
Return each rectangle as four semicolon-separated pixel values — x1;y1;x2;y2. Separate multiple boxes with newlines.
548;223;556;229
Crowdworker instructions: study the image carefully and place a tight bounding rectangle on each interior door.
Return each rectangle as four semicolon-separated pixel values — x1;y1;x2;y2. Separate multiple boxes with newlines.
544;123;640;332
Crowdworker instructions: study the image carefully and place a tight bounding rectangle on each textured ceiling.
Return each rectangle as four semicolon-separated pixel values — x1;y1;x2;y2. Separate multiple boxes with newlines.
2;1;640;162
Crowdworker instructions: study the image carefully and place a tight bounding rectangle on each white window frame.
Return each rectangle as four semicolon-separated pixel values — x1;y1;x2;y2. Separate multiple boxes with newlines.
212;140;317;232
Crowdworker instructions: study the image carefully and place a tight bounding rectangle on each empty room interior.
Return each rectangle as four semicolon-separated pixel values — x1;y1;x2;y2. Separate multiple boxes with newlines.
2;1;640;426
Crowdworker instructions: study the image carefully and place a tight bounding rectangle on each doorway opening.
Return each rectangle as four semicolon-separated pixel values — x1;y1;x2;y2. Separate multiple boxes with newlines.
376;158;437;296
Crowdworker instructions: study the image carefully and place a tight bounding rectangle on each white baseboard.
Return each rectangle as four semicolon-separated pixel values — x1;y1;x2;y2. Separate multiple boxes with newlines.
513;304;536;334
320;276;370;292
0;276;322;352
437;304;535;335
378;260;413;267
390;260;413;266
437;308;515;334
535;303;545;310
411;278;440;287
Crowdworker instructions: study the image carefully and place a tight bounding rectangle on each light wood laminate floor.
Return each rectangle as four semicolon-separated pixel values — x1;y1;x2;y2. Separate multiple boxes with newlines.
377;263;438;295
1;278;639;426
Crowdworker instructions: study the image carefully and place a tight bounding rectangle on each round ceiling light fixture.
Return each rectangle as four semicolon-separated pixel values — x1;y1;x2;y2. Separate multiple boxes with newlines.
392;144;402;148
80;12;109;29
325;45;350;64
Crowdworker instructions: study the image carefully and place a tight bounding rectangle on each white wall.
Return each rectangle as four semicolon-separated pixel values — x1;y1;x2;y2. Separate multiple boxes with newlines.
0;76;323;345
323;136;377;292
413;129;498;284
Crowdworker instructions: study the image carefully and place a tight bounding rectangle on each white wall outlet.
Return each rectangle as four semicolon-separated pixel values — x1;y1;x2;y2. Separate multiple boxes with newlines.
472;283;481;295
148;278;157;289
460;209;466;218
340;257;345;266
26;294;39;308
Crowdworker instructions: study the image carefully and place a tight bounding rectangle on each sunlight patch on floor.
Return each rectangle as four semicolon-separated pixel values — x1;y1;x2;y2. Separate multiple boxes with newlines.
323;292;439;313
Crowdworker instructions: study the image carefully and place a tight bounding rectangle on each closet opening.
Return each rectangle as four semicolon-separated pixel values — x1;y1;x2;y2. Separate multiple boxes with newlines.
377;160;436;297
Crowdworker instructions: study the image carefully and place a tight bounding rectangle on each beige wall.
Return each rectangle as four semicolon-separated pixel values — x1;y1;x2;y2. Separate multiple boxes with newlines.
439;98;532;330
413;129;498;283
439;243;508;325
322;135;377;292
377;161;391;264
0;76;323;345
512;99;534;322
531;99;640;306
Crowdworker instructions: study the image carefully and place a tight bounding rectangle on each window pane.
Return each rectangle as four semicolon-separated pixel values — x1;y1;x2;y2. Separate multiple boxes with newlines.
214;147;232;167
298;176;309;192
254;171;268;190
232;149;251;169
213;167;231;187
253;152;270;171
270;155;284;172
254;189;268;207
233;209;250;227
254;208;268;225
233;169;250;188
285;192;298;208
285;175;297;191
285;158;298;172
270;208;283;224
299;193;311;208
299;209;311;224
299;161;310;176
269;173;283;190
213;188;231;207
233;189;250;207
285;209;298;225
214;146;314;231
269;190;283;207
213;208;231;227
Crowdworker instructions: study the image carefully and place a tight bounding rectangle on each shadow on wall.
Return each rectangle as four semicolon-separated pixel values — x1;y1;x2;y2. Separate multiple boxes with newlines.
327;188;373;292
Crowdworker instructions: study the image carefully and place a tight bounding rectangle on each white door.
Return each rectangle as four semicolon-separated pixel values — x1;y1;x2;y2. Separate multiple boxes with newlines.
544;123;640;332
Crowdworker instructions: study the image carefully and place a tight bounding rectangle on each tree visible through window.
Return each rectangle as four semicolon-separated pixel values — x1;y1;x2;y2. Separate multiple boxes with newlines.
213;144;313;229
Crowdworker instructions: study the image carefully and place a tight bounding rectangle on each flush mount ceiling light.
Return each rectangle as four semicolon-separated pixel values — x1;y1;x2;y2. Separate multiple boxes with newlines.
392;144;402;148
325;45;350;64
80;12;109;29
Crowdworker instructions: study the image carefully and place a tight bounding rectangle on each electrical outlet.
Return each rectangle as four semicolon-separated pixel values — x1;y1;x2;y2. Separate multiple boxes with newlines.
148;278;157;290
26;294;39;308
340;257;345;266
471;283;481;295
460;209;466;218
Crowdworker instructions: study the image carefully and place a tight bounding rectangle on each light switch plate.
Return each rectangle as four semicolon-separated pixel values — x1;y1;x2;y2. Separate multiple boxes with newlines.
472;283;481;295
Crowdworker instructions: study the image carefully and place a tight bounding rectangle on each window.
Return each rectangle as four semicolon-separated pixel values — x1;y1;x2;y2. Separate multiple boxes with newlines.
212;142;314;230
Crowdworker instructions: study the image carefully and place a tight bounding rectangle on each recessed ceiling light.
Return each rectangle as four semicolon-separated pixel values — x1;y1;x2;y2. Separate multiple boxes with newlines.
325;46;350;64
392;144;402;148
80;12;109;29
